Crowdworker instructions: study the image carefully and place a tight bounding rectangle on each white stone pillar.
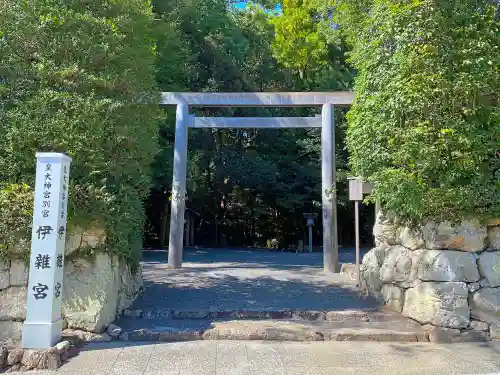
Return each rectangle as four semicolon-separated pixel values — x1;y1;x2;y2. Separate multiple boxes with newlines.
22;153;71;349
168;103;189;268
321;104;339;272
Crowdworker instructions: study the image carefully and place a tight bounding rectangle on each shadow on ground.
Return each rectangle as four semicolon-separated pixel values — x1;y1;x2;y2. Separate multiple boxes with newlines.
128;247;375;312
143;247;369;269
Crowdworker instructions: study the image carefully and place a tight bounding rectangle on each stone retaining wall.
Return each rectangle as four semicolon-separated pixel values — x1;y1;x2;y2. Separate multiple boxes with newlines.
361;212;500;341
0;336;81;372
0;229;143;344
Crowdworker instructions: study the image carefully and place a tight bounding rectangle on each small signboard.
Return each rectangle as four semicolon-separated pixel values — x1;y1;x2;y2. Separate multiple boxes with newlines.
348;177;363;201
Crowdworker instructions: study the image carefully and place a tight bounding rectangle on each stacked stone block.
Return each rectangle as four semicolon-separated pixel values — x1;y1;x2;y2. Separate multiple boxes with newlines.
0;229;142;344
362;213;500;341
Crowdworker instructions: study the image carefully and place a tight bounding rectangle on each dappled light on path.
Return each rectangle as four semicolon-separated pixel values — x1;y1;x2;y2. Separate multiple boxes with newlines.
132;248;376;312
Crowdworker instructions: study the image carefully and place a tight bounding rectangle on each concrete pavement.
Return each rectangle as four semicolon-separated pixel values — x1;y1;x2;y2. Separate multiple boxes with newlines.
10;340;500;375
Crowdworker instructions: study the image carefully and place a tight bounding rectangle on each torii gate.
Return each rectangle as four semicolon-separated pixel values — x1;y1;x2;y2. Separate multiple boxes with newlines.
162;92;354;272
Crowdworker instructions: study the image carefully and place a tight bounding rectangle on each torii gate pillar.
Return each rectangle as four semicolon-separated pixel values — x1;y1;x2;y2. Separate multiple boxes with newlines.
167;102;189;269
321;103;339;273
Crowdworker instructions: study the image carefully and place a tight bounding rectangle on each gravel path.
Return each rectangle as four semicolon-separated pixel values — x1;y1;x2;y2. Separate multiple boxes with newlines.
130;248;376;312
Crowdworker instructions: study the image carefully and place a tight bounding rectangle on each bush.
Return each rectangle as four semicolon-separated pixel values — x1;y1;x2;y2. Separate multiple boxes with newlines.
0;0;162;266
335;0;500;224
0;184;33;261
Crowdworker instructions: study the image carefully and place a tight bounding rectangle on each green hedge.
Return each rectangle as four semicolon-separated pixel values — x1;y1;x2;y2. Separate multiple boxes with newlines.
335;0;499;224
0;0;162;266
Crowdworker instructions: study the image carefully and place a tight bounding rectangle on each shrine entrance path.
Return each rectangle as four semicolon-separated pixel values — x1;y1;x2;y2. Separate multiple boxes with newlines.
130;247;375;312
115;248;430;342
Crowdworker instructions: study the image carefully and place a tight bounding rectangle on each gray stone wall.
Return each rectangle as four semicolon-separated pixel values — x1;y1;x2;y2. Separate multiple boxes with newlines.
0;229;143;344
362;212;500;339
0;337;81;372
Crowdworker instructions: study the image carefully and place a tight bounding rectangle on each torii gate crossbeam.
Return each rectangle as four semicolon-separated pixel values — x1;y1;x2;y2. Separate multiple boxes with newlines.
161;92;355;273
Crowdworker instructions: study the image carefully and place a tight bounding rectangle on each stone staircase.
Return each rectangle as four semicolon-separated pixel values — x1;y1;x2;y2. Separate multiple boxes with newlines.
114;308;429;343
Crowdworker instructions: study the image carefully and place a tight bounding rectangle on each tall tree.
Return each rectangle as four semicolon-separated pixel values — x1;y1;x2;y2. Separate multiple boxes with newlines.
271;0;353;88
147;0;369;249
335;0;500;223
0;0;161;265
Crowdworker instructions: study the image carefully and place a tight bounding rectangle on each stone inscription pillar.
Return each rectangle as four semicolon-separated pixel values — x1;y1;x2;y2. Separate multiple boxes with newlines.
22;153;71;348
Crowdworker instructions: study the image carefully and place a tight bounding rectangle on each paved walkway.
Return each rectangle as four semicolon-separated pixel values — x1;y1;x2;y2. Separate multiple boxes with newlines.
131;248;375;312
115;248;429;342
13;248;500;374
13;340;500;375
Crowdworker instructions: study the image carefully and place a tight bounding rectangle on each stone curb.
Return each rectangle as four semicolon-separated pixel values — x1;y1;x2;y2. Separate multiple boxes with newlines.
123;308;400;322
116;327;427;343
113;319;497;344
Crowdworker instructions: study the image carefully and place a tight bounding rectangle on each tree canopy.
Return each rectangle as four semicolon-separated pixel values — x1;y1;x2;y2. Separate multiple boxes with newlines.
143;0;367;250
0;0;161;265
2;0;496;263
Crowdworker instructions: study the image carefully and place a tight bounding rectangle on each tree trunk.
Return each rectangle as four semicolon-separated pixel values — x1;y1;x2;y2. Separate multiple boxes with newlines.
159;193;169;249
190;217;195;246
214;215;219;246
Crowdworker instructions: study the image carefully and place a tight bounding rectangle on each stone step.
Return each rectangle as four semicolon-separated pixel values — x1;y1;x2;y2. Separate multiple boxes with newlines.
116;317;429;343
122;308;406;323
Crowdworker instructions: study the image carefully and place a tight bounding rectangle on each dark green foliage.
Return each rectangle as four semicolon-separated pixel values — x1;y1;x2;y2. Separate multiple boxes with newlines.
335;0;500;223
0;184;33;261
0;0;161;265
0;0;373;258
145;0;366;250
